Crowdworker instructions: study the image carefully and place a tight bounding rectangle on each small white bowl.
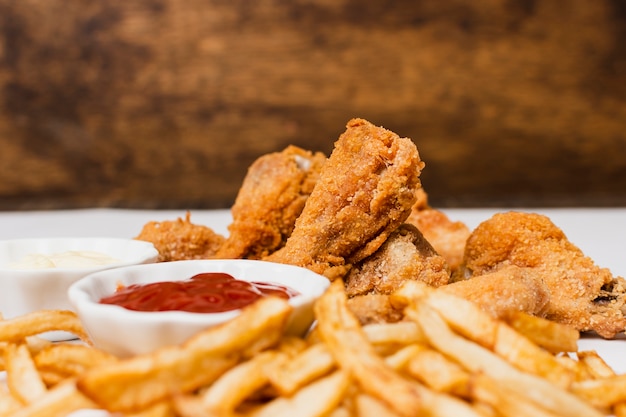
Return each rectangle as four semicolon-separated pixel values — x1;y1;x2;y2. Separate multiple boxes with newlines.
68;259;330;357
0;237;159;324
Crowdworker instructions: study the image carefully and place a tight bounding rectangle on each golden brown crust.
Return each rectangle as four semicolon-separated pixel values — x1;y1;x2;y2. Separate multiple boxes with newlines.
461;211;626;338
406;207;470;275
441;264;550;319
216;145;326;260
135;212;225;262
266;118;424;281
345;223;450;297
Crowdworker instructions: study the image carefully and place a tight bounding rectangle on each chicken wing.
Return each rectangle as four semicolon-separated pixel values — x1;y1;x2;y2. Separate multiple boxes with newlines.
460;211;626;338
345;223;450;297
266;118;424;281
406;188;470;276
135;212;225;262
216;145;326;259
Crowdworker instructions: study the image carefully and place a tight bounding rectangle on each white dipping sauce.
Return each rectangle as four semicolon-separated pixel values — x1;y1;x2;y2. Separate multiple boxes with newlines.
9;250;120;269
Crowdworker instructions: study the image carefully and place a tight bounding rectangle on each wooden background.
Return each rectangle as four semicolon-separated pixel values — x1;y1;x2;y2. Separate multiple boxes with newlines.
1;0;625;210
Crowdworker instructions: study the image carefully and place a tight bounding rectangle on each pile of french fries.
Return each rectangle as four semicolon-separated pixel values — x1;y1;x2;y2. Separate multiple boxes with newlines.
2;279;626;417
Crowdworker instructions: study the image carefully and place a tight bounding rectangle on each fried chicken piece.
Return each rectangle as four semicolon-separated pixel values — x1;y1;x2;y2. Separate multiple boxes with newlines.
345;223;450;297
461;211;626;338
266;118;424;281
135;212;225;262
406;188;470;275
216;145;326;260
441;264;550;319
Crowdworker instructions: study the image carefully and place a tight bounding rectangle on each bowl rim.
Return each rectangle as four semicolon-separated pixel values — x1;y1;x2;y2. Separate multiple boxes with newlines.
0;237;158;273
68;259;330;324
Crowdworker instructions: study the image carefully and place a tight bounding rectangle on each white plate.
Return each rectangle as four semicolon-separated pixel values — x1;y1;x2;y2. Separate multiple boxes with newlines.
0;208;625;415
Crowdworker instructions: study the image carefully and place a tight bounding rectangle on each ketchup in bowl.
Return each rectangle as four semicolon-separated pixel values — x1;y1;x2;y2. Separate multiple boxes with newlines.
99;272;299;313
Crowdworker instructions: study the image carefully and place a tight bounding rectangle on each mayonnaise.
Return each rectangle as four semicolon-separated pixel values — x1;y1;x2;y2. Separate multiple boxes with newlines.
9;250;121;269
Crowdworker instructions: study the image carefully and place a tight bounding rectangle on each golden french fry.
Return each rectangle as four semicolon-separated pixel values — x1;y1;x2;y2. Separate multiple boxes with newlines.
406;302;603;417
576;350;616;379
200;350;284;412
315;281;481;417
8;379;96;417
248;370;351;417
34;343;118;380
362;321;425;348
78;297;292;412
571;374;626;409
388;279;433;308
503;310;579;354
0;310;89;343
404;345;470;397
274;336;308;357
266;342;335;396
124;401;176;417
4;343;47;404
421;291;574;387
355;393;402;417
0;385;23;416
470;373;562;417
326;406;352;417
383;344;422;370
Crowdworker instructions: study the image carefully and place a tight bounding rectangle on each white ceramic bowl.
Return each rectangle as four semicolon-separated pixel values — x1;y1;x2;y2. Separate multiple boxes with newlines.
0;237;159;322
68;259;330;357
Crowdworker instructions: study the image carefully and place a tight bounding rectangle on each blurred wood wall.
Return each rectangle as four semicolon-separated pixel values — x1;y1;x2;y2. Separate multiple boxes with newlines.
1;0;625;210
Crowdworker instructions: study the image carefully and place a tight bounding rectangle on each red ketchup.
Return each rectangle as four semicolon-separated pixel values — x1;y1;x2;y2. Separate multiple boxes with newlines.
99;272;299;313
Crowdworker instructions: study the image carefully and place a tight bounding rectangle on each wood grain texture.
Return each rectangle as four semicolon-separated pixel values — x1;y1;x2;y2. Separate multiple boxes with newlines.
0;0;625;210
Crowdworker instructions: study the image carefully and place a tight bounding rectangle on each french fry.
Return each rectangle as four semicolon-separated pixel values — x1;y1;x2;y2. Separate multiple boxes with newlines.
0;310;89;342
8;379;96;417
200;350;285;412
404;344;470;397
266;342;335;396
576;350;616;379
419;290;575;387
77;296;292;412
124;400;176;417
362;321;424;349
406;302;604;417
248;370;351;417
503;310;579;354
355;393;402;417
33;343;118;380
315;281;481;417
470;373;562;417
571;374;626;409
4;343;47;404
0;385;23;416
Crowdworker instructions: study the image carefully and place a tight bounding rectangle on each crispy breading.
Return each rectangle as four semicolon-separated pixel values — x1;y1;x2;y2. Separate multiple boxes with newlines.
461;211;626;338
216;145;326;260
441;264;550;319
345;223;450;297
135;212;225;262
265;118;424;281
406;190;470;275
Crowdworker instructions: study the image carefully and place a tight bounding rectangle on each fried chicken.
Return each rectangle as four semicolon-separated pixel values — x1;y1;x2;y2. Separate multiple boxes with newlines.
460;211;626;338
441;264;550;319
215;145;326;260
135;212;225;262
266;118;424;281
345;223;449;297
406;188;470;275
344;223;450;325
